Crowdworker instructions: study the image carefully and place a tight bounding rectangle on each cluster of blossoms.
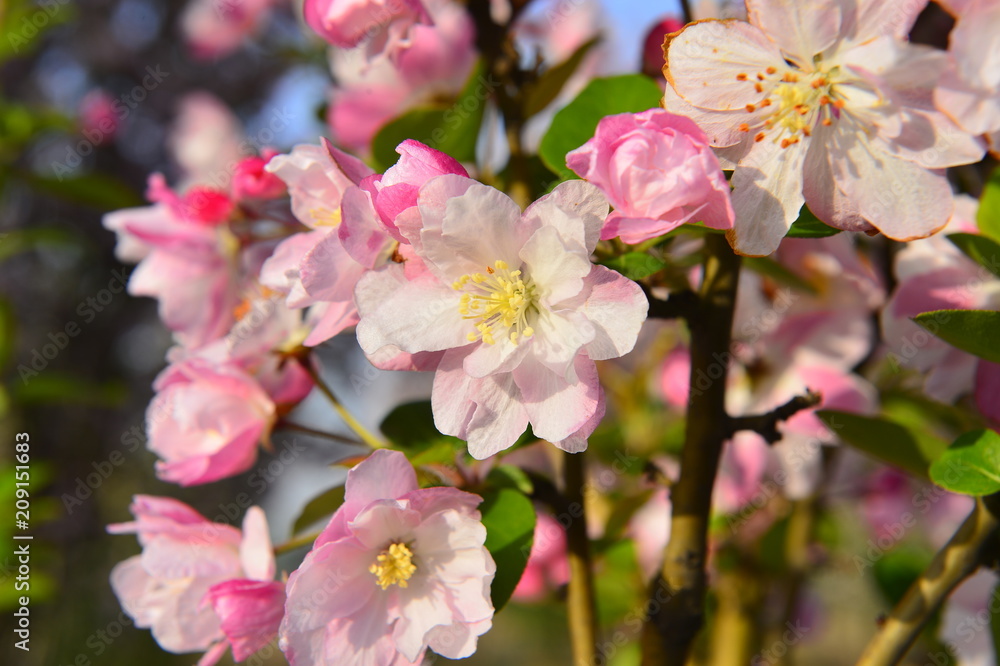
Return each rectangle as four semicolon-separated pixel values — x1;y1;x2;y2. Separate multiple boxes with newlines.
96;0;1000;664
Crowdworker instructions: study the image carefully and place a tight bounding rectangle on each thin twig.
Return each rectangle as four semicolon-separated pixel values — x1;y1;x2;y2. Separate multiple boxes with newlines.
277;421;363;446
727;390;823;444
298;359;390;450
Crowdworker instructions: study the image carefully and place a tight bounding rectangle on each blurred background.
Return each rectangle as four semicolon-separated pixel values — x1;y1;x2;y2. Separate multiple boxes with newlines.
0;0;977;665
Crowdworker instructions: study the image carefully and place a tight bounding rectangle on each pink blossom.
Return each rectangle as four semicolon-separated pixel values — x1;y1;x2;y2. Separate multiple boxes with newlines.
628;488;673;581
108;497;279;665
935;0;1000;150
279;449;495;665
327;0;475;154
102;176;242;348
881;196;1000;420
360;138;468;241
145;298;313;487
181;0;280;60
206;579;287;662
260;140;375;346
146;356;277;486
511;512;569;601
663;0;984;256
232;154;287;202
566;109;735;244
305;0;431;60
168;93;244;187
354;177;648;458
78;89;119;145
641;17;685;79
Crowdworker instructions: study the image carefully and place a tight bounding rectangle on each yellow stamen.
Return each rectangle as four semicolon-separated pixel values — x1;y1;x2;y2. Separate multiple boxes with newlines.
369;543;417;590
453;259;536;346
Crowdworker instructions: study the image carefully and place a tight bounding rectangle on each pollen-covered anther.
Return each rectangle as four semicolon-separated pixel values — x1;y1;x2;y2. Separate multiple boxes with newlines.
454;259;536;346
736;73;748;81
369;542;417;590
738;123;750;132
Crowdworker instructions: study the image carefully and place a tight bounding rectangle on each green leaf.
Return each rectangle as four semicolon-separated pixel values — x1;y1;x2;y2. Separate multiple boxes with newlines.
292;484;346;535
486;464;534;495
817;410;948;479
872;545;932;606
978;166;1000;242
12;375;127;407
743;256;819;295
370;61;488;171
601;252;666;280
26;172;143;210
0;226;80;263
0;298;14;372
538;75;664;182
929;429;1000;496
480;488;536;612
522;37;600;118
948;233;1000;278
785;207;842;239
913;309;1000;364
379;401;465;453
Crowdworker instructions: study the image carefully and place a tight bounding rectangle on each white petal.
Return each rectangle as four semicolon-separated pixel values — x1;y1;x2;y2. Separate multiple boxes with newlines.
666;19;785;111
727;139;807;257
829;127;954;241
355;265;469;355
746;0;841;63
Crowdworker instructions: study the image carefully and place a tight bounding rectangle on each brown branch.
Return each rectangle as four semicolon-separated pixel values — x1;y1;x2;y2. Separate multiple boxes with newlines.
727;390;823;444
564;451;598;666
641;233;742;665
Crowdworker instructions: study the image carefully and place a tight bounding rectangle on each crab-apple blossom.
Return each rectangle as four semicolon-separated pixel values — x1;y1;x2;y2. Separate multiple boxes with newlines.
566;109;735;243
663;0;985;256
108;497;281;665
354;177;647;458
279;449;495;665
305;0;432;61
935;0;1000;148
260;139;375;346
881;196;1000;423
146;300;313;486
326;0;476;154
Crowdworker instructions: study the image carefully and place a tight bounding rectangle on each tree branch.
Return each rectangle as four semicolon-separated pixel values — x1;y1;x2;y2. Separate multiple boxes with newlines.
857;496;1000;665
641;233;742;665
565;450;598;666
727;390;823;444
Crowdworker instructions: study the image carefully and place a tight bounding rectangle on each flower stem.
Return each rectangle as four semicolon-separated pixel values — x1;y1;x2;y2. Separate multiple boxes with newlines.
274;530;323;555
298;359;390;450
641;233;741;665
857;496;1000;665
565;450;598;666
277;420;363;446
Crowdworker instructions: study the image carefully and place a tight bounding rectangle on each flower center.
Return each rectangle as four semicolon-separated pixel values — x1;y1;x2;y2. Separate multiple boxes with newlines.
308;207;342;227
735;66;847;148
453;260;536;346
369;542;417;590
